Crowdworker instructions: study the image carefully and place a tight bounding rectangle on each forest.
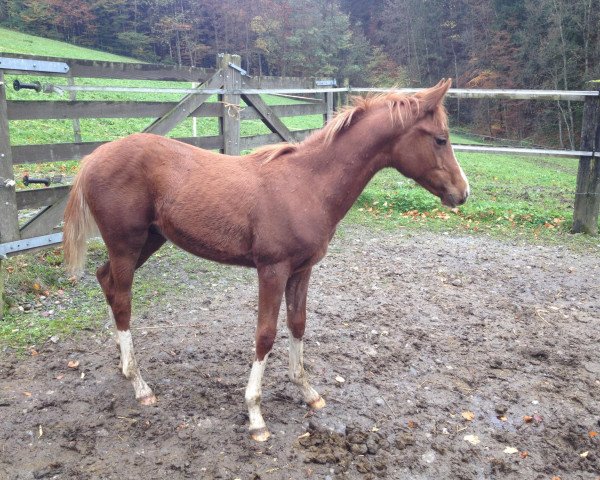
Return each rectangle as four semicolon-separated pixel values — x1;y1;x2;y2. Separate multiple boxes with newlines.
1;0;598;145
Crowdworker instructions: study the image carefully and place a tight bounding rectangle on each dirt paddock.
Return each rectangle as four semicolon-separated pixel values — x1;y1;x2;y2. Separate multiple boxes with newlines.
1;225;599;479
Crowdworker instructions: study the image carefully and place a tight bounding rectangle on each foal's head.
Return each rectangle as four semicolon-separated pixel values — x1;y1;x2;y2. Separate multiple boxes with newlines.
389;79;469;208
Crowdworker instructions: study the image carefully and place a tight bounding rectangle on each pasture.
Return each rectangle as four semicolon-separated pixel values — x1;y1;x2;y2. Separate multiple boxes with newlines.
1;28;599;479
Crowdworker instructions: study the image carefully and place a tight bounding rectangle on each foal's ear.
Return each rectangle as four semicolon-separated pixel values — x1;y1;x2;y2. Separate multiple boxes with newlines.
417;78;452;112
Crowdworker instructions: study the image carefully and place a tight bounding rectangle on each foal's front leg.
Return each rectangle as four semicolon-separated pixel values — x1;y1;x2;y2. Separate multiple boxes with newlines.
245;263;289;442
285;268;325;410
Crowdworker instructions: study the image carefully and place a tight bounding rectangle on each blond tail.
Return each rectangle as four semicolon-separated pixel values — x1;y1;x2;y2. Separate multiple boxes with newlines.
63;161;96;276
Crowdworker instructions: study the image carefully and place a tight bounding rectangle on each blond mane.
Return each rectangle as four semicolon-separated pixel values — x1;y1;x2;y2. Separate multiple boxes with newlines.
323;92;448;144
251;142;298;163
251;90;449;162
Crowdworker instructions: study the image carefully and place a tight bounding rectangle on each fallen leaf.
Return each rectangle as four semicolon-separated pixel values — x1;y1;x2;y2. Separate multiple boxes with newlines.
462;411;475;421
23;392;32;397
519;451;529;459
30;349;39;356
551;476;561;480
523;415;533;423
504;446;518;454
407;420;417;429
463;434;480;445
580;451;589;458
589;431;598;438
335;375;345;383
67;360;80;369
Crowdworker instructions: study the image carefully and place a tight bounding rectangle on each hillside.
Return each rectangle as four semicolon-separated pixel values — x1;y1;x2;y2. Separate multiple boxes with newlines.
0;27;137;62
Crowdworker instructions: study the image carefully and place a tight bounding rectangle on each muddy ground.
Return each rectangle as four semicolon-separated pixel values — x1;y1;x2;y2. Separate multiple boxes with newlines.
1;225;599;479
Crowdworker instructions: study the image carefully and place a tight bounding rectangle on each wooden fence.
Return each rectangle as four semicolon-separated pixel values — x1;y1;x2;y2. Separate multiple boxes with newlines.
0;52;599;268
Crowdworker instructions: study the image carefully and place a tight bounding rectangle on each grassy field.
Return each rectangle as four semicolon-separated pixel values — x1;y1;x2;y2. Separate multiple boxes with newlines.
357;151;579;234
1;28;598;350
0;27;136;62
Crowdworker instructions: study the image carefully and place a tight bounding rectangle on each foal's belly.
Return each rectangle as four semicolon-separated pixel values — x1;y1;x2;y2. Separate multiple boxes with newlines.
177;240;256;267
157;218;256;267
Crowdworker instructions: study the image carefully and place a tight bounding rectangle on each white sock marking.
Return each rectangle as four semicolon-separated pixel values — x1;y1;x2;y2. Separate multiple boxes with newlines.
245;355;268;432
117;329;154;401
289;335;321;405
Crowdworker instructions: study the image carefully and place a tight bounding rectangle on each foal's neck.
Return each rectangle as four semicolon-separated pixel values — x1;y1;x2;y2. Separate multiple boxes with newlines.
304;108;400;226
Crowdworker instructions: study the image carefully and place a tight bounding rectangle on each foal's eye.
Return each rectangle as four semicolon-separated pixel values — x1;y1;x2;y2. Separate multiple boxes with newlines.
435;137;447;146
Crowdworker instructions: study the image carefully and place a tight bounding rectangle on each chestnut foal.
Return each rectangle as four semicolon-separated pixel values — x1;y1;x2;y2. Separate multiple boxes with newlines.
63;79;469;441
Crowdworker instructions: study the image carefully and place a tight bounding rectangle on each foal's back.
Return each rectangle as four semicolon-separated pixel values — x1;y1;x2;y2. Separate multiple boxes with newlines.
82;134;255;254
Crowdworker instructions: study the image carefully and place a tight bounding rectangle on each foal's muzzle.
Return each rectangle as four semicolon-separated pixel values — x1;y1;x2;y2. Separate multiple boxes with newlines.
442;189;469;208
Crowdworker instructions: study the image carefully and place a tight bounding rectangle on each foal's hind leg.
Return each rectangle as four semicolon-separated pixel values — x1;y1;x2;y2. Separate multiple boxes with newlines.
97;262;122;352
99;231;166;366
97;232;165;405
285;268;325;410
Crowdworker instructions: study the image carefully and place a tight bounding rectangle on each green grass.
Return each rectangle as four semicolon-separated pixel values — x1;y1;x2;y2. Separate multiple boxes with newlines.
0;27;137;62
0;244;106;349
356;152;578;231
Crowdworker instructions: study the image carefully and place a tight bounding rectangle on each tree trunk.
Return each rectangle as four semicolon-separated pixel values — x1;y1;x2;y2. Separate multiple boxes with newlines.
175;30;182;66
552;0;575;149
557;106;564;149
451;38;460;123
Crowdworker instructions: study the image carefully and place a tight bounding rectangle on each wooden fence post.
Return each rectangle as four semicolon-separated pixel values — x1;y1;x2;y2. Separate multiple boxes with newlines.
0;71;21;318
325;91;334;124
68;75;82;143
219;53;241;155
572;85;600;235
191;81;199;137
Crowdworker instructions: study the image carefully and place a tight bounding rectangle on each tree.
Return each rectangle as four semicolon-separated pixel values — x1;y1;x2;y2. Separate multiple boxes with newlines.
18;0;95;41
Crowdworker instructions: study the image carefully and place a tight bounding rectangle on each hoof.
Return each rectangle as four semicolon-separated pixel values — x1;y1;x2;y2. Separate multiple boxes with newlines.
137;394;157;406
250;427;271;442
309;396;326;410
